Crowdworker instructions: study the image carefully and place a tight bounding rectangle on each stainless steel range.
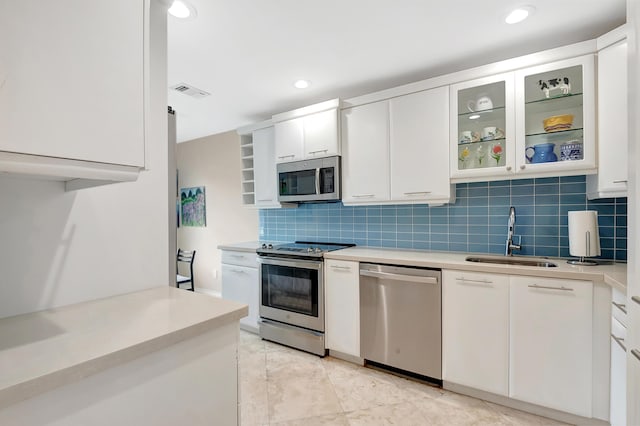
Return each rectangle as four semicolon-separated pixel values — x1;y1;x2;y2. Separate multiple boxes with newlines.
257;241;354;356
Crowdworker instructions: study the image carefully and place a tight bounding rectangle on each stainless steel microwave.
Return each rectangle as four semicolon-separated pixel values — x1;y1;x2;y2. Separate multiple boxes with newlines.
277;156;340;203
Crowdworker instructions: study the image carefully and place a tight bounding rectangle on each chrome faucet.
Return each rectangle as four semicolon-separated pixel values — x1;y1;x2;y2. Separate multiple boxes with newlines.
505;206;522;256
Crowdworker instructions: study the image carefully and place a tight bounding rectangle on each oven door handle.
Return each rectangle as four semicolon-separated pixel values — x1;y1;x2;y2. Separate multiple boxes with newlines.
258;256;323;269
315;168;321;195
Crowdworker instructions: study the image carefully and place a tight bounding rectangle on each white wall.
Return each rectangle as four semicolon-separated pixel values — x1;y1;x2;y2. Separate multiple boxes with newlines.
177;131;259;293
0;0;171;319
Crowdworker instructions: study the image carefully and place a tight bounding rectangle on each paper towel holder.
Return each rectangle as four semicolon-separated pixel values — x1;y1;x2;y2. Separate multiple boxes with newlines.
567;230;598;265
567;210;601;266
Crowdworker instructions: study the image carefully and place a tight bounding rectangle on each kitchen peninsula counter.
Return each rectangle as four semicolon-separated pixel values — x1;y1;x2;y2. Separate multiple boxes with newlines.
0;286;247;424
324;247;627;292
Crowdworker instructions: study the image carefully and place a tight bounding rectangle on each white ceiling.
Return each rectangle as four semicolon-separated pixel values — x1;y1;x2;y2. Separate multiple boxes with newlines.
168;0;625;143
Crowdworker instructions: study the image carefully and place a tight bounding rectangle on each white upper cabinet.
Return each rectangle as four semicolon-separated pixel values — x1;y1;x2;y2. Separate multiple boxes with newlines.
303;109;340;158
450;73;516;181
515;55;596;177
450;55;596;182
253;126;281;208
273;99;340;163
274;118;305;163
0;0;145;170
343;88;453;206
390;87;454;204
588;26;628;199
341;101;390;204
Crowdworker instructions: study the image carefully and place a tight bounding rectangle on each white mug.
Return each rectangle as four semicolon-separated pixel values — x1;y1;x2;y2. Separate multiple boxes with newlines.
460;130;479;143
467;94;493;112
481;126;504;141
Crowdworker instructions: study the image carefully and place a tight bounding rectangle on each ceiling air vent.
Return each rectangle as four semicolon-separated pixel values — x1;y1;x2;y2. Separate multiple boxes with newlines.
170;83;210;99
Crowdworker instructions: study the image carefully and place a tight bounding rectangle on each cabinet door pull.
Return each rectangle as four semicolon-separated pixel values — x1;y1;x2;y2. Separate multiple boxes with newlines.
506;166;512;171
520;165;525;170
612;301;627;314
277;154;296;160
632;349;640;362
404;191;432;195
613;180;628;184
330;265;351;271
308;149;328;155
528;284;574;292
231;269;245;274
611;334;627;351
455;277;493;284
352;194;375;198
230;254;245;258
632;296;640;306
257;198;273;202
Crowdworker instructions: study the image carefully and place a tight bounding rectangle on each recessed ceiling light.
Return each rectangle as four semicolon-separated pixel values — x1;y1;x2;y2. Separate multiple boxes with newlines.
169;0;197;19
469;114;481;120
294;80;311;89
505;6;535;24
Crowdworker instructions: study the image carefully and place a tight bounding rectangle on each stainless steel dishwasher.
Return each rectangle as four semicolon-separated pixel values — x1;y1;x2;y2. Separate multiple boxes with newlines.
360;263;441;381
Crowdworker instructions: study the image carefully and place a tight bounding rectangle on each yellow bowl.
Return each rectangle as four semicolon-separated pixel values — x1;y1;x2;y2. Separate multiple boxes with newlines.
543;114;574;132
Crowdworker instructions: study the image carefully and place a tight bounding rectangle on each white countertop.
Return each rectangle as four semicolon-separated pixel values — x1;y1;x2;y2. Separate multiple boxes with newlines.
0;286;247;409
324;247;627;292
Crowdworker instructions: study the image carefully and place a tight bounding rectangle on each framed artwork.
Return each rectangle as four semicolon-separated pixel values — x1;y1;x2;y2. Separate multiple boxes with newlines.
180;186;206;227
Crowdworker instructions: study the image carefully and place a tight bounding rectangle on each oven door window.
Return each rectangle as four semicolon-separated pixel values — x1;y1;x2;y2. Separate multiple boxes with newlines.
261;264;318;317
279;169;316;196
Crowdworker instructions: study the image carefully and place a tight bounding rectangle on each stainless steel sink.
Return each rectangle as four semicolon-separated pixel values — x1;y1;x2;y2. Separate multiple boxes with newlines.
465;256;557;267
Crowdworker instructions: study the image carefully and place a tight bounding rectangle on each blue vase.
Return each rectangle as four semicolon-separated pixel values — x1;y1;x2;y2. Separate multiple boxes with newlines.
525;143;558;163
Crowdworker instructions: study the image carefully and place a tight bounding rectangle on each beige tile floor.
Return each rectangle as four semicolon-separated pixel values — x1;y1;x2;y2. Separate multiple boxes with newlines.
238;331;568;426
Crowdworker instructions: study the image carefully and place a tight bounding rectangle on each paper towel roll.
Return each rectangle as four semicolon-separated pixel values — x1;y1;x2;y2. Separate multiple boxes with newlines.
568;210;601;257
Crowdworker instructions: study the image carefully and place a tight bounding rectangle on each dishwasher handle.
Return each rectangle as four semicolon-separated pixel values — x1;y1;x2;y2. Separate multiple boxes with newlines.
360;269;438;285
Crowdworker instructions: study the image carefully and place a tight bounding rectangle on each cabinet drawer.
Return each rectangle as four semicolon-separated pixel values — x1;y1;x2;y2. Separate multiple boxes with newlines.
221;250;257;268
612;287;627;327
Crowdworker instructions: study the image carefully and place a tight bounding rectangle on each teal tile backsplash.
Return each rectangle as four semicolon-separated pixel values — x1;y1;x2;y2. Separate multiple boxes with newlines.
259;175;627;261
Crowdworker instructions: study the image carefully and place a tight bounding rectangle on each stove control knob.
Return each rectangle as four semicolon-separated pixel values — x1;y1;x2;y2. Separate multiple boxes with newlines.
261;243;267;249
267;244;273;249
307;247;314;253
315;248;323;253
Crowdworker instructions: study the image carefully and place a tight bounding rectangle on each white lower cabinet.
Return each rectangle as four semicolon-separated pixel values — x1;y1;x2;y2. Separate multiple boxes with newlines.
610;317;627;426
325;259;360;357
509;276;593;417
442;270;509;396
610;286;627;426
443;270;599;419
221;250;259;332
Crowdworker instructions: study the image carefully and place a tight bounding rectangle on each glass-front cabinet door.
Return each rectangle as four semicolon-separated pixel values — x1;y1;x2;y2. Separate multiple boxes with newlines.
515;55;596;176
450;73;515;181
